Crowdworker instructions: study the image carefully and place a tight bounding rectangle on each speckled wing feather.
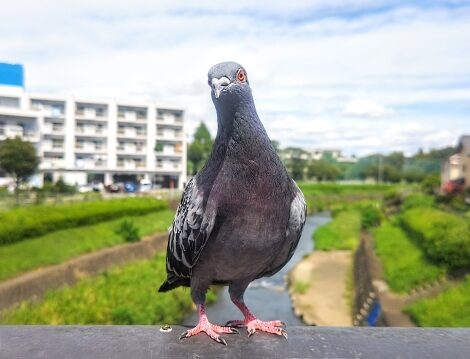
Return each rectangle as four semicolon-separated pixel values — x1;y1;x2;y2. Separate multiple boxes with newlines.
162;177;216;286
258;181;307;278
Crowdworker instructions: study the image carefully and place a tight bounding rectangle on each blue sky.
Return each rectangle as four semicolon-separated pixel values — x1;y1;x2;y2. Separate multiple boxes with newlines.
1;0;469;156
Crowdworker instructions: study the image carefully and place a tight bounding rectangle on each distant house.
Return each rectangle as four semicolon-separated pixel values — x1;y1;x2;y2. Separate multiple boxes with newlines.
441;135;470;192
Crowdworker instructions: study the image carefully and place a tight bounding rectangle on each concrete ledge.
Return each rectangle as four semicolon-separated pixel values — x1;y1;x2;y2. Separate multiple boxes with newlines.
1;326;469;359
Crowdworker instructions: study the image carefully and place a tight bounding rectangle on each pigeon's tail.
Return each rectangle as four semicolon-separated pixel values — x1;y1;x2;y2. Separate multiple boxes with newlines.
158;277;190;292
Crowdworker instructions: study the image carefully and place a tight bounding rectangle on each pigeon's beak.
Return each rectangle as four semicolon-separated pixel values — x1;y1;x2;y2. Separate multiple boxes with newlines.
211;77;231;98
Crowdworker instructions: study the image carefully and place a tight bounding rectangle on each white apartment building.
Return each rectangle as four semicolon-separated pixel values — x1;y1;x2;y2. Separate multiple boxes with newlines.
0;86;187;189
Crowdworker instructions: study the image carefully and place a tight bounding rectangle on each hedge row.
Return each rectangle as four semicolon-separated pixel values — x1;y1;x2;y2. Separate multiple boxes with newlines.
0;198;168;245
401;208;470;269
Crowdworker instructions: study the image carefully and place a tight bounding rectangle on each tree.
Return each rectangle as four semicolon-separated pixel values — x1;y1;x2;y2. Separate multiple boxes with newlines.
0;137;39;203
307;160;342;181
187;122;213;175
290;158;307;181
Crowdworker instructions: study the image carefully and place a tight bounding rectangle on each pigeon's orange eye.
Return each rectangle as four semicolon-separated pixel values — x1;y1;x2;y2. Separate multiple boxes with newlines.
237;69;246;82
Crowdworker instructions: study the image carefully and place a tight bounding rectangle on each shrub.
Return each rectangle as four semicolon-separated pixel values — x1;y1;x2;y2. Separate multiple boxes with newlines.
421;174;440;195
115;220;140;242
313;211;361;251
402;194;435;210
401;208;470;269
360;204;382;229
0;198;168;245
373;223;445;293
0;252;195;325
404;275;470;327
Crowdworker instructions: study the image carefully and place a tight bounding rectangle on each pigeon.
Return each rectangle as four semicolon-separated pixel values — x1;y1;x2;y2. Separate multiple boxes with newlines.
159;61;306;345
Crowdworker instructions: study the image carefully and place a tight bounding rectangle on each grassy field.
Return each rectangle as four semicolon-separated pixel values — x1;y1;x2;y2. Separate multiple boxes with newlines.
401;207;470;269
313;211;361;250
0;210;174;281
298;183;393;195
373;222;446;293
0;197;168;245
298;182;393;214
0;252;210;324
404;275;470;327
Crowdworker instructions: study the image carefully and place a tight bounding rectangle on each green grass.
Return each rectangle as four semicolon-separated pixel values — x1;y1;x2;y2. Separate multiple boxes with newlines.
313;211;361;251
373;223;446;293
298;182;393;196
0;210;174;281
401;207;470;269
0;252;202;325
298;182;393;214
293;280;310;294
0;197;168;245
404;275;470;327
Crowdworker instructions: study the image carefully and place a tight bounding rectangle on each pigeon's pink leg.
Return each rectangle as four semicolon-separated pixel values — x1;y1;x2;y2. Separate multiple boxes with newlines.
180;304;238;345
226;299;288;339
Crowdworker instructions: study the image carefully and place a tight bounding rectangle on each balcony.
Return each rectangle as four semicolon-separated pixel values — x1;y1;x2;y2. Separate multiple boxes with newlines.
42;143;64;152
116;161;146;170
116;145;146;154
75;127;106;137
117;111;147;123
40;160;65;169
1;326;468;359
43;125;65;135
155;131;183;142
156;162;182;172
75;109;107;121
74;160;106;169
75;144;106;153
155;148;183;157
117;129;147;139
156;113;183;127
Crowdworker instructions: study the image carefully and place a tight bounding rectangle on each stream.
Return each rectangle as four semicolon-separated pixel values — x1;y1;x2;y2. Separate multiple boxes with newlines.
182;213;332;326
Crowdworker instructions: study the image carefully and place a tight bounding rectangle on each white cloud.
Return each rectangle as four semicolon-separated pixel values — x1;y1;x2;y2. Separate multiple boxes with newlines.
343;99;392;117
1;1;469;156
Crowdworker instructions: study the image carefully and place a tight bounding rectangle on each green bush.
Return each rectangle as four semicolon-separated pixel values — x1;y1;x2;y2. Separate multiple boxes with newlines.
0;210;174;281
402;194;435;210
401;208;470;269
115;220;140;242
404;275;470;327
421;174;440;195
373;223;445;293
0;252;196;324
359;204;382;229
0;198;168;245
313;211;361;250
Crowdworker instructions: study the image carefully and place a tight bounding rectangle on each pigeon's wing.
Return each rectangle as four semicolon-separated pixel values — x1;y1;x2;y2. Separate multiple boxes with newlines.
284;184;307;262
164;177;216;281
259;182;307;278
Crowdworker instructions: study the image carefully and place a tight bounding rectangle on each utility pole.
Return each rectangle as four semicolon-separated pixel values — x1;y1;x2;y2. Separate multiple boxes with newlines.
378;155;383;183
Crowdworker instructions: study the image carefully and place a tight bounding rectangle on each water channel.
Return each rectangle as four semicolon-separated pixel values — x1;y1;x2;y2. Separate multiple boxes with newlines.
183;213;332;326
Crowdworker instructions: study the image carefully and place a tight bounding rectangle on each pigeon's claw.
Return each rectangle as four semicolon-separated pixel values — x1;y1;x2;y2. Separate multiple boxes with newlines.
179;321;238;346
225;319;246;328
226;317;287;338
246;319;287;338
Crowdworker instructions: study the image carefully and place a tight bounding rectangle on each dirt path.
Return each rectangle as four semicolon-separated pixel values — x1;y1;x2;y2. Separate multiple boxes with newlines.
289;251;352;326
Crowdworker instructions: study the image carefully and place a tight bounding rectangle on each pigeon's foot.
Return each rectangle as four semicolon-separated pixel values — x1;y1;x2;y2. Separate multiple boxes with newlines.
180;303;238;345
179;321;238;345
226;318;287;339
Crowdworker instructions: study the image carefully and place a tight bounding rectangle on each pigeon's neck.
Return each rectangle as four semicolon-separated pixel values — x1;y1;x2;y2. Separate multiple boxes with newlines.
213;96;272;160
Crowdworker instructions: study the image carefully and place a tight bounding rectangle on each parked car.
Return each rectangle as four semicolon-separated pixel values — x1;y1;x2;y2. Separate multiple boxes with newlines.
139;179;152;192
78;184;93;193
124;182;138;193
105;183;121;193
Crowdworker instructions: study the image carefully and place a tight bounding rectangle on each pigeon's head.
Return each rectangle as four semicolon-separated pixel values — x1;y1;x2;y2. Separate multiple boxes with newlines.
208;62;251;104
